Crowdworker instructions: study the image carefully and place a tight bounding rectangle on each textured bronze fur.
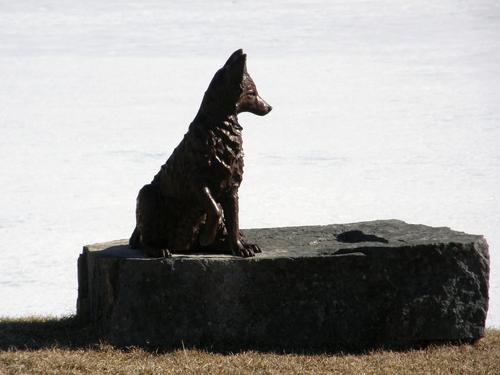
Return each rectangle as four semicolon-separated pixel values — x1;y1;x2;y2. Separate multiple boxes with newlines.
130;50;272;257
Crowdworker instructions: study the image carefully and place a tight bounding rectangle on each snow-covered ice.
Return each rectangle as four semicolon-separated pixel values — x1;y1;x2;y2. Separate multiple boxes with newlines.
0;1;499;326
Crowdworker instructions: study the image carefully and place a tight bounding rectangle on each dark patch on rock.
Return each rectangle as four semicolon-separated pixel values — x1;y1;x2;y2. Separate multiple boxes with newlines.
336;229;388;243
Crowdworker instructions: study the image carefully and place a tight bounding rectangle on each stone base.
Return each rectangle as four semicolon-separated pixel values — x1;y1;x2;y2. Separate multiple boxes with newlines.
77;220;489;351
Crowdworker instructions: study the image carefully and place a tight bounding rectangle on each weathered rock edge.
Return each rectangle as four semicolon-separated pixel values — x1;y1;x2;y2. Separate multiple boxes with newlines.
77;220;489;351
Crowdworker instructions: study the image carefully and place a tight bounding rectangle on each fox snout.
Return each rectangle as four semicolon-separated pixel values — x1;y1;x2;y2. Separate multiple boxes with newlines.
237;92;272;116
253;95;272;116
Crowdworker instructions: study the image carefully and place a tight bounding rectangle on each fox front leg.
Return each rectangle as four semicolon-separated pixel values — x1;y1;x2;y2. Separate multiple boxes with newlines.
198;186;223;247
221;189;258;257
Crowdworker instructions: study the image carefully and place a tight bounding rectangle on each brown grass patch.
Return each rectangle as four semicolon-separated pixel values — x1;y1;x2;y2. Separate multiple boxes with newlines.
0;316;498;374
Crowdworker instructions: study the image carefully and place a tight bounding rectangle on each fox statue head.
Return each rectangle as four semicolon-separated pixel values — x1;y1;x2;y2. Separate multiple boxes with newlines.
199;49;272;120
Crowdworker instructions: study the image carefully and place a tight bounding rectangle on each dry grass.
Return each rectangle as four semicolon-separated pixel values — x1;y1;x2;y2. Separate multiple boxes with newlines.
0;317;498;374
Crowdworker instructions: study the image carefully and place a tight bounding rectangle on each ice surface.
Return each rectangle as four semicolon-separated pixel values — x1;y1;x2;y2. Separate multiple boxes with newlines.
0;0;499;327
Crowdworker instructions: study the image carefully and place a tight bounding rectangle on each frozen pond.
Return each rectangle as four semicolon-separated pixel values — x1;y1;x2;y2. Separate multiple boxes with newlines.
0;1;499;327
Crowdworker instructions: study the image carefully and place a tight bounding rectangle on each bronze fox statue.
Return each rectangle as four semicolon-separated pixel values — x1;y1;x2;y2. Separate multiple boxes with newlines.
130;49;272;257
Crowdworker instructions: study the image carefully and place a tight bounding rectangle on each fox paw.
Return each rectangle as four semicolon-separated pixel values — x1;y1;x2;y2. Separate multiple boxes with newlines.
241;237;261;254
231;240;260;258
161;248;172;258
144;247;172;258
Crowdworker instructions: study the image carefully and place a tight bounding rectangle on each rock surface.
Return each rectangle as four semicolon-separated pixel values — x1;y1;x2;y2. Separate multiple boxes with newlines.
77;220;490;351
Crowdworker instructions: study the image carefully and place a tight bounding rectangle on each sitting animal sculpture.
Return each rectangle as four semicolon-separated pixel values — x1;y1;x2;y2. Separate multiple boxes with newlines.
130;49;272;257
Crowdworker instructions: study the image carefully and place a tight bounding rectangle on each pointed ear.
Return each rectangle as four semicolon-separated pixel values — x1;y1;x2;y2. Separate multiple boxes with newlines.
226;52;247;84
223;49;244;68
